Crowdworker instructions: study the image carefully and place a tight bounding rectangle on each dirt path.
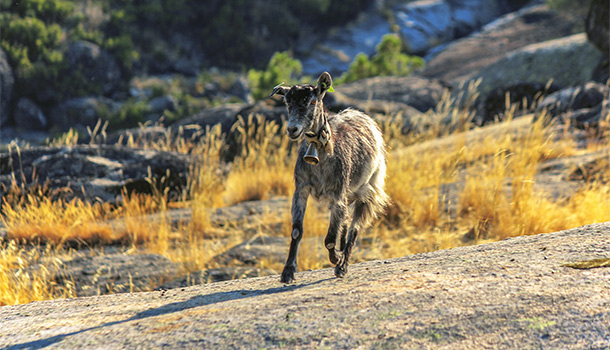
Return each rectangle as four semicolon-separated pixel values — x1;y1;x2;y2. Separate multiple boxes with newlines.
1;223;609;349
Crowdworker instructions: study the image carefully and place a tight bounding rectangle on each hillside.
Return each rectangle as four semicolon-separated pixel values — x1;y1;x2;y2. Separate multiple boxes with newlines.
1;222;609;349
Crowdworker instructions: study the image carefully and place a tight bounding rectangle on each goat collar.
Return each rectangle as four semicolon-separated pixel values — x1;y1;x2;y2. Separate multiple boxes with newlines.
303;99;333;165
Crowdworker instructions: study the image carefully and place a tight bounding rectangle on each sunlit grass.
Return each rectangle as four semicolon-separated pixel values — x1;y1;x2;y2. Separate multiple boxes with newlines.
1;84;609;305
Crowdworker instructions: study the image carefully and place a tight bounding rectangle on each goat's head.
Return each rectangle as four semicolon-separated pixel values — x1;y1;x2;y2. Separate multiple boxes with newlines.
269;72;333;141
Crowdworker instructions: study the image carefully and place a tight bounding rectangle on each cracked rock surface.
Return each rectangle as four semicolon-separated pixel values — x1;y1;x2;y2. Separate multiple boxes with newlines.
1;222;608;349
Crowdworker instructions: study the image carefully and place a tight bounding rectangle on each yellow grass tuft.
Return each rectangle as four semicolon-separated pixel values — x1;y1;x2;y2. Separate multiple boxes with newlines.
2;84;610;305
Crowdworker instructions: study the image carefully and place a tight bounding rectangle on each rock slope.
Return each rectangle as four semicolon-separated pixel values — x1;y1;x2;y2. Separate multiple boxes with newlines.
1;222;608;349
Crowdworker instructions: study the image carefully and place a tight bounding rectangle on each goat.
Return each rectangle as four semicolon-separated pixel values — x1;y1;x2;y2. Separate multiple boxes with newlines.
269;72;389;283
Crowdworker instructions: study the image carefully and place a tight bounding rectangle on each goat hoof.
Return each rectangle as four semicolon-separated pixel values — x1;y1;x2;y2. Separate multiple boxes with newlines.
335;264;348;278
281;267;296;283
328;249;343;265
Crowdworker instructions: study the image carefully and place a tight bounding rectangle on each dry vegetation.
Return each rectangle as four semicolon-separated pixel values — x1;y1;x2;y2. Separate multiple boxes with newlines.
1;90;610;306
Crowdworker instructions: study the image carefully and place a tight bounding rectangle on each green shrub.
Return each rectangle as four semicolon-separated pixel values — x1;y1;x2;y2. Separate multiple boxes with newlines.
247;51;305;100
106;100;151;130
337;34;425;84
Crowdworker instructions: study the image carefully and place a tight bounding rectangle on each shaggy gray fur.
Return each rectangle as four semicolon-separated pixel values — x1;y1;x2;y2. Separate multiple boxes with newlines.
270;72;389;283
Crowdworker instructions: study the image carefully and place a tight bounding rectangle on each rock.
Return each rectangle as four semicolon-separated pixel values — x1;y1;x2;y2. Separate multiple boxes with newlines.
213;235;288;267
105;125;170;147
335;75;446;113
34;250;181;297
48;96;119;133
172;104;248;136
535;82;610;129
2;222;609;349
537;82;609;117
467;33;603;114
148;95;178;114
171;102;287;161
297;7;391;76
297;0;529;76
585;0;609;83
586;0;609;58
0;48;14;127
394;0;524;55
395;0;453;55
14;98;47;130
479;82;560;124
422;4;577;85
227;76;254;104
0;145;190;203
161;266;276;288
65;41;122;96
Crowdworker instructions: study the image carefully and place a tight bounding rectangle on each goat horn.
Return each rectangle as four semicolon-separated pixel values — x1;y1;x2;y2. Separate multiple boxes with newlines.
303;143;319;165
267;82;286;98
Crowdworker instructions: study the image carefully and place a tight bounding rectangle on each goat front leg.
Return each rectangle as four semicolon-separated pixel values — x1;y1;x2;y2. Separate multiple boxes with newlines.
325;200;348;266
281;188;309;283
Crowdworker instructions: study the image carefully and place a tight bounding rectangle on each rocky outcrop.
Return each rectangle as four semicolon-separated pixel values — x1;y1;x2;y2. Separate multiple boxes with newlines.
463;33;604;123
421;4;576;85
335;75;446;113
0;145;190;203
586;0;609;58
1;223;608;349
471;34;602;99
0;48;14;127
14;98;47;130
536;82;610;129
48;96;119;133
297;0;529;75
33;250;181;297
394;0;525;55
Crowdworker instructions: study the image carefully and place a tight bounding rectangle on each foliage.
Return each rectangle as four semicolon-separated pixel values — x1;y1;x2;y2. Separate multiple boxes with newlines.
338;34;425;84
105;100;151;130
0;0;137;106
247;51;304;100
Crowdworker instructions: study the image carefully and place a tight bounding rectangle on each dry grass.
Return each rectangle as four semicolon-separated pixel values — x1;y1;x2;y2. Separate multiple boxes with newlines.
1;87;610;305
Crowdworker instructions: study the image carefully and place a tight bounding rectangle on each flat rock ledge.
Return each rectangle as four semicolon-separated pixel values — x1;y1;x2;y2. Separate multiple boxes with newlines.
1;223;609;349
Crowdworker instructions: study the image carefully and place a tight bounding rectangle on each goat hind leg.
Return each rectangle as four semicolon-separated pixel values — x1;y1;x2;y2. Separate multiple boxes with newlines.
335;200;370;278
325;202;347;265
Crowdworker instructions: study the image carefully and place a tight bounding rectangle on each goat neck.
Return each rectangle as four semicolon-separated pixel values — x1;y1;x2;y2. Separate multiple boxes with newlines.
304;98;333;163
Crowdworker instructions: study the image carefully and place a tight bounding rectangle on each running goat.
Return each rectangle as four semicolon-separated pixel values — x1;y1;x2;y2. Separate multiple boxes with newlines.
269;72;389;283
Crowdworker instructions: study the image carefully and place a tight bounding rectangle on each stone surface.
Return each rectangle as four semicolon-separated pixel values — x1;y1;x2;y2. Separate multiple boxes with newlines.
335;75;446;113
14;98;47;130
0;222;608;349
161;267;277;288
297;0;528;76
466;33;603;114
0;145;190;203
0;48;14;127
48;96;119;133
31;251;181;297
422;4;576;85
148;95;178;114
586;0;609;58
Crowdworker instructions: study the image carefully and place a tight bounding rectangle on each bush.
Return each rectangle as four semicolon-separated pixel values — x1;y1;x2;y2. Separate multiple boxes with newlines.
106;100;151;130
247;51;305;100
337;34;425;84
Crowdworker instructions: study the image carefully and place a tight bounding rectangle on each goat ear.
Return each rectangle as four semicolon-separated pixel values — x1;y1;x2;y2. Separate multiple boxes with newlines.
268;83;290;98
317;72;333;98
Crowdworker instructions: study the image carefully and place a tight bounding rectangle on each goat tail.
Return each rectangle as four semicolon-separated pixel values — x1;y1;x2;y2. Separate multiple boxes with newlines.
357;162;390;228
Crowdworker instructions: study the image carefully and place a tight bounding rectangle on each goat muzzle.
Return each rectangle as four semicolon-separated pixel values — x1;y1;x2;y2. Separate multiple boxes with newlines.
304;143;319;165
